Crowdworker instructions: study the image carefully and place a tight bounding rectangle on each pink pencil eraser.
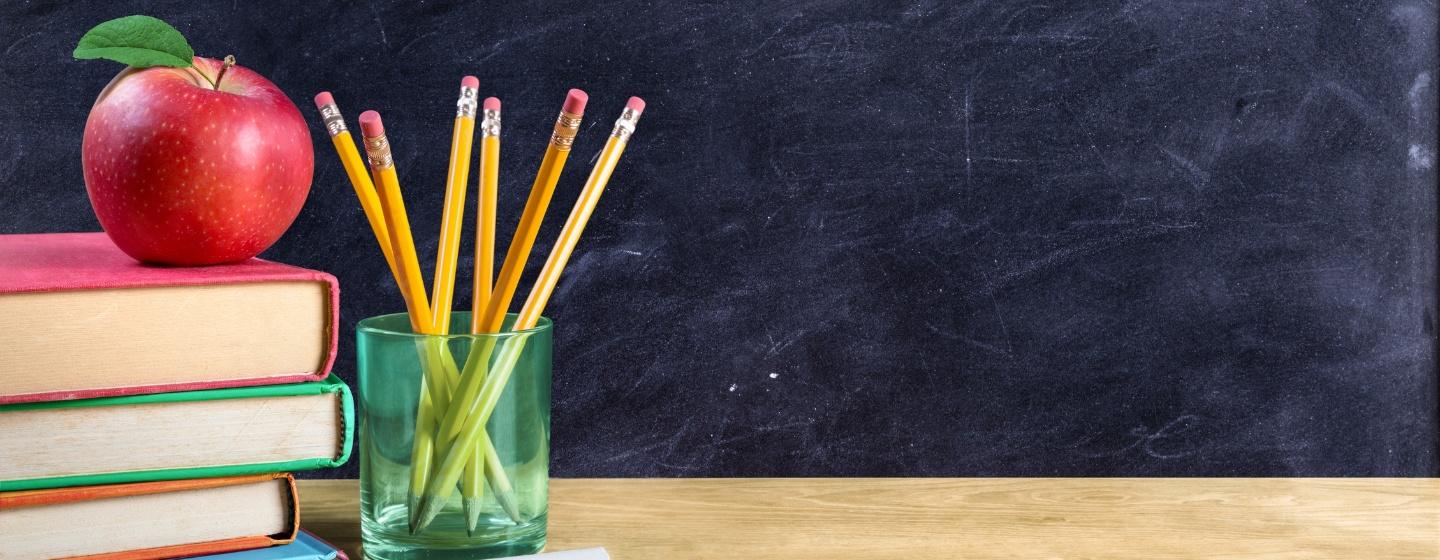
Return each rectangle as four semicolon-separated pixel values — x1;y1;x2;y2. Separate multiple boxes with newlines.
483;97;501;111
626;96;646;113
313;91;336;109
563;89;588;114
461;76;479;89
358;110;385;137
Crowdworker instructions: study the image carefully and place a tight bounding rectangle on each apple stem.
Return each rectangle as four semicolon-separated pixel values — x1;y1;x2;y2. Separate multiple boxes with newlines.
213;55;236;90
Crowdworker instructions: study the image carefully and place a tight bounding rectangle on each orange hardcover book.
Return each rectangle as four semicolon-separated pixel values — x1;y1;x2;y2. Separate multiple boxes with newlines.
0;473;298;560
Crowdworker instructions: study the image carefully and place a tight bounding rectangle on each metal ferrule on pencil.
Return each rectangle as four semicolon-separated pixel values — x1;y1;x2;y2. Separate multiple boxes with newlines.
480;108;501;138
456;87;479;119
550;111;582;151
318;104;348;137
611;107;641;140
363;134;395;169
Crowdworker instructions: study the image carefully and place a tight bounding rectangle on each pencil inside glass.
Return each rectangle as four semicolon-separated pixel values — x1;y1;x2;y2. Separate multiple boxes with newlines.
316;99;448;525
357;111;457;533
414;98;646;533
357;107;518;533
430;77;484;529
428;90;586;529
436;90;589;466
465;96;503;533
317;98;444;521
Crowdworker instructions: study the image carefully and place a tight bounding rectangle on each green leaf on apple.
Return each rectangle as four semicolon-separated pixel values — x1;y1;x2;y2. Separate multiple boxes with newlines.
74;15;194;69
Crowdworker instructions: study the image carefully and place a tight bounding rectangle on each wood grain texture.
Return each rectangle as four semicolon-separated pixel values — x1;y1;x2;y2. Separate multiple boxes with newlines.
298;478;1440;559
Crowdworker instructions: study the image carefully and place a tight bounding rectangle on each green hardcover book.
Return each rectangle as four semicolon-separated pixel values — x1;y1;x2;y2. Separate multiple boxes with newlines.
0;376;353;491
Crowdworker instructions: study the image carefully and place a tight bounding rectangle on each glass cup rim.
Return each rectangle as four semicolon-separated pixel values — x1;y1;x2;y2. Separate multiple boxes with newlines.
356;312;553;340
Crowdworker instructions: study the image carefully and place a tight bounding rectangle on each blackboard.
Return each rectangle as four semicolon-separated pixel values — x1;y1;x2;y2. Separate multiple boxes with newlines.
1;1;1435;477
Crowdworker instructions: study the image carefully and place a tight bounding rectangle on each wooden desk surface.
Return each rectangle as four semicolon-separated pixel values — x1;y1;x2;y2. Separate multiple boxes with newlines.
299;478;1440;559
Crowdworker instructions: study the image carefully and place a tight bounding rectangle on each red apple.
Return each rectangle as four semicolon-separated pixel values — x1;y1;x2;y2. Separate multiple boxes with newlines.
82;56;313;265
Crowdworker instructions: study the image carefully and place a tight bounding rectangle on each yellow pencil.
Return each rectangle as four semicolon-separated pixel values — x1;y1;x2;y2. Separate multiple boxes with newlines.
414;97;646;532
419;77;482;528
359;111;434;335
431;76;480;335
356;101;518;532
313;92;396;278
317;99;456;404
316;95;441;521
512;100;644;328
464;95;503;532
473;96;502;332
359;110;461;532
435;89;589;460
477;88;589;334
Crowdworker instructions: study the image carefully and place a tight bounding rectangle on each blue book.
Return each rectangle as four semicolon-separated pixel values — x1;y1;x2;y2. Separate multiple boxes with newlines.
198;531;347;560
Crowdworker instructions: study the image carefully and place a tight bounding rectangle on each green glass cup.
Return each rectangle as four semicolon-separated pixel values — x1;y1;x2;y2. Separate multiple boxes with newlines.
358;312;552;560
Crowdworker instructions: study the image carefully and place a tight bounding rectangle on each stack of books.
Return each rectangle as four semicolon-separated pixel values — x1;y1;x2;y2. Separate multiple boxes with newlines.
0;233;353;560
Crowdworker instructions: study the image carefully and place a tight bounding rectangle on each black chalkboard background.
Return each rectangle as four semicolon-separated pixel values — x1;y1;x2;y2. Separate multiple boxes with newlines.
1;1;1436;478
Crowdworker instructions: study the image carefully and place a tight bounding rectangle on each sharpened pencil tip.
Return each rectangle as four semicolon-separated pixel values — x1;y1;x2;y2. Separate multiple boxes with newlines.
494;490;523;523
413;496;445;534
464;497;483;534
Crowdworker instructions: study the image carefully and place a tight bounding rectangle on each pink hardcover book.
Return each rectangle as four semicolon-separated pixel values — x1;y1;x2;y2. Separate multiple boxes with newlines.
0;232;338;404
